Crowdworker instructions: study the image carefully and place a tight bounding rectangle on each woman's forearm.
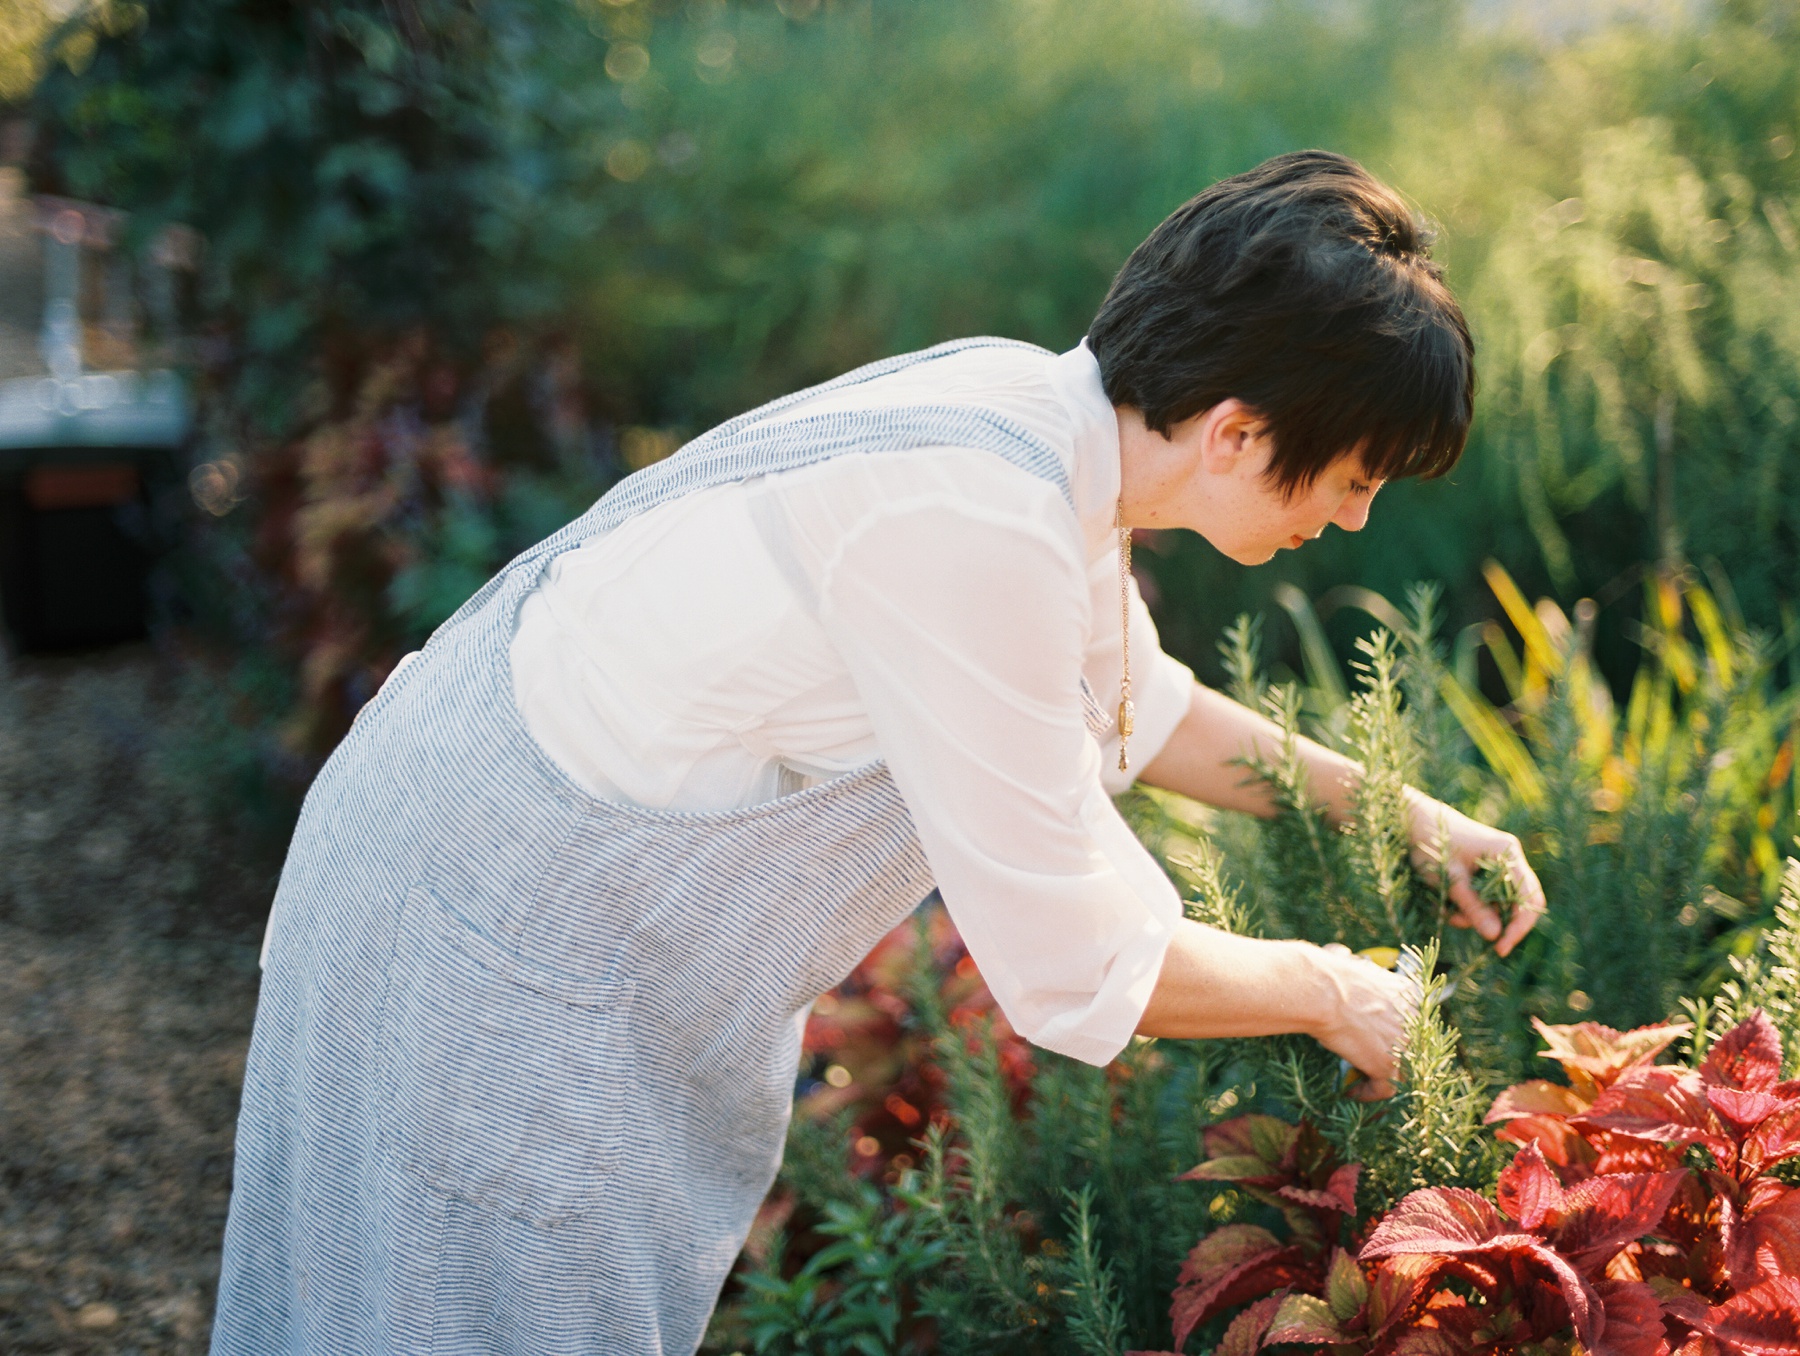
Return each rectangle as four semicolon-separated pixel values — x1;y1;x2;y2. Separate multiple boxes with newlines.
1137;919;1412;1082
1137;921;1332;1038
1134;680;1548;956
1137;682;1363;822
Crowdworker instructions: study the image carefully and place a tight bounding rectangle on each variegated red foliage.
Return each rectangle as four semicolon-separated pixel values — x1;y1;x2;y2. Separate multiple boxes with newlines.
1140;1013;1800;1356
1484;1017;1693;1178
798;899;1034;1177
1162;1116;1364;1349
1358;1143;1683;1354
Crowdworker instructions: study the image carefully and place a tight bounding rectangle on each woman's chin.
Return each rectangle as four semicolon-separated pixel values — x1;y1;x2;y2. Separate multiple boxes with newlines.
1201;532;1281;566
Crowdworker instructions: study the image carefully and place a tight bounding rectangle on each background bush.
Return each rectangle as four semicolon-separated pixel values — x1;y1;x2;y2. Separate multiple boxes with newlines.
19;0;1800;803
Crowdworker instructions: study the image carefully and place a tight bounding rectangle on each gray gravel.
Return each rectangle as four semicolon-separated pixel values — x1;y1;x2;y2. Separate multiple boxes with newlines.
0;644;277;1354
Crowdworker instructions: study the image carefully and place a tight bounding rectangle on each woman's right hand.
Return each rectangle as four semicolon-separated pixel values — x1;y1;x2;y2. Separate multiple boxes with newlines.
1302;943;1418;1099
1136;922;1420;1093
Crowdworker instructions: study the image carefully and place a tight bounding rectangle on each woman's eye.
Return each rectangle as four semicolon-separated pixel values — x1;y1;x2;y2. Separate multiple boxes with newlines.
1350;480;1372;495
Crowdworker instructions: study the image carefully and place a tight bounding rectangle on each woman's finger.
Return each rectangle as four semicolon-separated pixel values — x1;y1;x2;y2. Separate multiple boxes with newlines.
1495;858;1548;957
1447;866;1502;942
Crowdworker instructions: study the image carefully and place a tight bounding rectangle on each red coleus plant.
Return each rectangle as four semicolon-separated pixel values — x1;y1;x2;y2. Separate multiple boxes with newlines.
1491;1011;1800;1302
798;899;1034;1176
1357;1141;1684;1355
1138;1013;1800;1356
1568;1012;1800;1304
1485;1017;1695;1179
1135;1114;1364;1352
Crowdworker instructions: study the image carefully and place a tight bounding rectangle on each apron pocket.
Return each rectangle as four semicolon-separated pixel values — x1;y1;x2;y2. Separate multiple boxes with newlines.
377;883;635;1227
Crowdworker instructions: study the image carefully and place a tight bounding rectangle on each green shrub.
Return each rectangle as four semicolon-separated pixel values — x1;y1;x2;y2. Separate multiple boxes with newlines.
715;572;1800;1353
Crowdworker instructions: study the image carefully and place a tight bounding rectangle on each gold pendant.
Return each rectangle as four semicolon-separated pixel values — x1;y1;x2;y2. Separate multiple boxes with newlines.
1117;699;1135;739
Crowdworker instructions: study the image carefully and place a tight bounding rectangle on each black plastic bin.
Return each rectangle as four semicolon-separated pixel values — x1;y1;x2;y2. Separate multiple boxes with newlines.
0;366;190;652
0;445;176;649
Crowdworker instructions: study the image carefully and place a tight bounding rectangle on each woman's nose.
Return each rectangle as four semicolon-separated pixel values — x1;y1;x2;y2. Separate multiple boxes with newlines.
1333;494;1374;533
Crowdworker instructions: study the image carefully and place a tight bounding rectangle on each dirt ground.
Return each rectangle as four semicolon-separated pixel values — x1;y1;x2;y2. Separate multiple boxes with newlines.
0;644;278;1354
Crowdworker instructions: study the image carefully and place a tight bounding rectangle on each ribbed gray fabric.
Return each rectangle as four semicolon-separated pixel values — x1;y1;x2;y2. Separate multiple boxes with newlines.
211;338;1065;1354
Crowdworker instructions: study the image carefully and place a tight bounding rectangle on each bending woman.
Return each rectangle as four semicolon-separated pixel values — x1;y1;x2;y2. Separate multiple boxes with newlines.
212;150;1544;1354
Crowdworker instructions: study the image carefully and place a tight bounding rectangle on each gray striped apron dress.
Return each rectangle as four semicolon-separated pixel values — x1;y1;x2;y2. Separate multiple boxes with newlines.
211;338;1087;1354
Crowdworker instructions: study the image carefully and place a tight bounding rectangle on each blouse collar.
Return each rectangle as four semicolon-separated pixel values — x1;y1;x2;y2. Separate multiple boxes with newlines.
1048;338;1123;561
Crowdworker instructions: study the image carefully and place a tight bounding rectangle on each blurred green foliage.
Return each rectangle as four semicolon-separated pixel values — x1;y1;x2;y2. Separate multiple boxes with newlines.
0;0;62;103
22;0;1800;777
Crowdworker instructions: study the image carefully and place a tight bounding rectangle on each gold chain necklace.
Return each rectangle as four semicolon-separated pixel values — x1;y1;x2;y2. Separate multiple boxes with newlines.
1116;504;1135;773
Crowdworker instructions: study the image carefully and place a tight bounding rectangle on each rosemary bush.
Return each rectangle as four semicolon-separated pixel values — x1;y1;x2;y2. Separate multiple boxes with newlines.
720;572;1800;1354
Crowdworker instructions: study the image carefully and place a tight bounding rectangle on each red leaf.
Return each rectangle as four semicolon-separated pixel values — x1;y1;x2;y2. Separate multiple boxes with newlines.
1710;1087;1797;1136
1594;1278;1673;1356
1748;1107;1800;1174
1204;1115;1300;1172
1361;1188;1604;1346
1488;1080;1594;1124
1534;1018;1694;1093
1595;1134;1689;1177
1170;1244;1314;1350
1551;1171;1687;1273
1176;1224;1283;1286
1498;1142;1566;1230
1663;1285;1715;1334
1367;1254;1440;1341
1735;1187;1800;1288
1673;1337;1723;1356
1280;1163;1362;1216
1700;1276;1800;1355
1498;1113;1603;1172
1361;1188;1511;1258
1748;1177;1793;1214
1704;1013;1785;1094
1218;1294;1285;1356
1527;1237;1606;1348
1578;1067;1718;1147
1386;1291;1487;1356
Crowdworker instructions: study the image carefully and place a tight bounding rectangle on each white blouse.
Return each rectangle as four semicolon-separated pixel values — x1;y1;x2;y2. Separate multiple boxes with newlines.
508;341;1195;1067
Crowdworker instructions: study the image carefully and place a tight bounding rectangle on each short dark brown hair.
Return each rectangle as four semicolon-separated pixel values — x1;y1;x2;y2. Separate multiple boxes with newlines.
1088;150;1473;494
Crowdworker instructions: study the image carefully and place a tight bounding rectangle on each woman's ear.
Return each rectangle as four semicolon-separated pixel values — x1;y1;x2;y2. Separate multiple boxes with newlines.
1196;398;1267;476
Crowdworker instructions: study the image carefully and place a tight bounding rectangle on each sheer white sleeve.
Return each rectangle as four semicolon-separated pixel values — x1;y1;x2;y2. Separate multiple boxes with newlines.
816;490;1181;1067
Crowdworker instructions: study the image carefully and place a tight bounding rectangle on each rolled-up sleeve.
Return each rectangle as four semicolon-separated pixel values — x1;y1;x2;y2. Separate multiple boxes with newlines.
817;491;1182;1066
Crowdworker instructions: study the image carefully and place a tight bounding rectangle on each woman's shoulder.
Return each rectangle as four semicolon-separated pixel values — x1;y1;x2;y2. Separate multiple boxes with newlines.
758;338;1079;455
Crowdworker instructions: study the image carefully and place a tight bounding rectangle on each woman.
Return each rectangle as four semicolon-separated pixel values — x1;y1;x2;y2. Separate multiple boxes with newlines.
213;150;1544;1353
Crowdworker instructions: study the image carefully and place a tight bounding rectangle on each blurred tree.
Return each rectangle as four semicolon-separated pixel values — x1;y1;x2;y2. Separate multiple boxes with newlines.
29;0;628;760
20;0;1800;792
0;0;64;105
30;0;624;420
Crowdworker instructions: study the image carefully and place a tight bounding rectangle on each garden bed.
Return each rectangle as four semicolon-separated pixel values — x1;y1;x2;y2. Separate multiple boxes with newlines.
715;580;1800;1354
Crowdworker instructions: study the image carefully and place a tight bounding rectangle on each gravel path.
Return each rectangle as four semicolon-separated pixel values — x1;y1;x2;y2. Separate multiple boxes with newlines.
0;645;277;1354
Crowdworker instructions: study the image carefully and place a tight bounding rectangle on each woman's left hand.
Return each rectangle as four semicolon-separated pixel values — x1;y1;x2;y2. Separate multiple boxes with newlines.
1404;791;1546;957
